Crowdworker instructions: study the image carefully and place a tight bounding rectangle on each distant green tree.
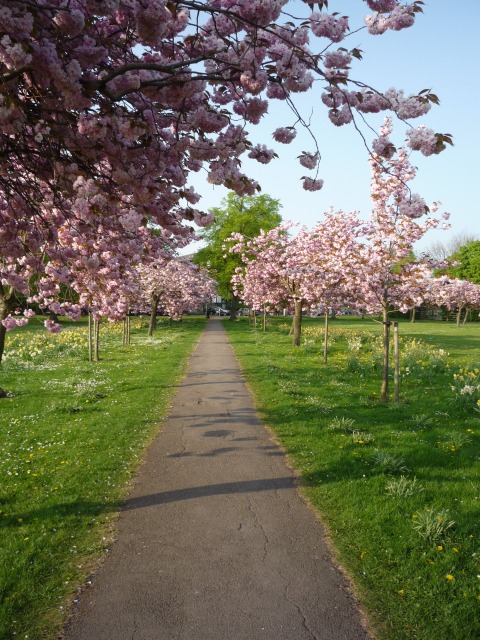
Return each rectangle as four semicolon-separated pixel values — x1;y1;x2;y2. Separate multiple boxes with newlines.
448;241;480;284
193;193;282;318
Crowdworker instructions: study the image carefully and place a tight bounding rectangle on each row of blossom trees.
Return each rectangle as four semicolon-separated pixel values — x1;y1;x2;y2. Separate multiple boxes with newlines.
1;1;451;355
136;259;217;335
426;278;480;326
228;120;455;401
0;247;216;364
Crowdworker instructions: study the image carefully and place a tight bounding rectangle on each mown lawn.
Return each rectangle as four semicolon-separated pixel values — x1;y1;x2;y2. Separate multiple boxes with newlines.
0;316;204;640
224;316;480;640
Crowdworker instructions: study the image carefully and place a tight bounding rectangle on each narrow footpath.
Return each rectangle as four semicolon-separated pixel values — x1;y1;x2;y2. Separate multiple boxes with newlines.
64;318;370;640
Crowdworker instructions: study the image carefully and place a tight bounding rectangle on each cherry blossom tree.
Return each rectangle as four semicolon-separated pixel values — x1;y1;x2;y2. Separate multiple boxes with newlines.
136;258;216;331
231;119;450;399
298;211;365;362
229;224;312;345
1;1;451;334
0;205;184;362
348;119;449;401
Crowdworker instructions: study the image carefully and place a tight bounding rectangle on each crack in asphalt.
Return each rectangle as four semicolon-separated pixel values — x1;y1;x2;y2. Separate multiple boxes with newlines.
279;568;321;640
247;496;269;564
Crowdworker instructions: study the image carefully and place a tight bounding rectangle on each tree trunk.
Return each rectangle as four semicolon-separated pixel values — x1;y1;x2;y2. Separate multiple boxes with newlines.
123;314;131;345
292;298;303;347
0;285;14;364
381;306;390;402
93;318;100;362
393;321;400;403
456;306;463;328
323;308;329;364
88;312;93;362
0;305;8;366
0;323;6;367
263;306;267;332
463;308;470;325
148;294;159;337
229;295;240;320
410;306;416;323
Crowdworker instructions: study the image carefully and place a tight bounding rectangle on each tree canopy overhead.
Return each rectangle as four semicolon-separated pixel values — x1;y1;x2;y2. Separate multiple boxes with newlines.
1;1;452;335
1;0;448;238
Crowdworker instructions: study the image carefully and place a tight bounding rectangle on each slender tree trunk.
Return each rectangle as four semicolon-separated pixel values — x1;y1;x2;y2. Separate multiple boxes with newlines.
456;306;463;327
0;304;8;366
0;323;6;367
292;298;303;347
323;308;329;364
148;294;159;337
263;306;267;332
93;318;100;362
0;285;14;365
393;321;400;403
88;312;93;362
410;306;416;323
463;308;469;325
123;314;131;345
381;306;390;402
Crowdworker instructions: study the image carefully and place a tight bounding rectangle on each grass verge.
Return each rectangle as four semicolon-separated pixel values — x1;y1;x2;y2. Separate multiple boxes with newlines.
224;316;480;640
0;316;204;640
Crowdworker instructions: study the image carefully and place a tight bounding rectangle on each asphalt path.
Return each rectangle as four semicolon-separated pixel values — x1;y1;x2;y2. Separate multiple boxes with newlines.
64;318;371;640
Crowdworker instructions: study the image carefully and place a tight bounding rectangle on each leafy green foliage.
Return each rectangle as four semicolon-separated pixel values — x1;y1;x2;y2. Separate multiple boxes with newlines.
448;240;480;284
193;193;282;305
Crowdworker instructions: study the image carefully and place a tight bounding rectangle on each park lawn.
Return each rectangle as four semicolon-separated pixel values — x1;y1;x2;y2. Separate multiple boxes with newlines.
0;316;204;640
224;316;480;640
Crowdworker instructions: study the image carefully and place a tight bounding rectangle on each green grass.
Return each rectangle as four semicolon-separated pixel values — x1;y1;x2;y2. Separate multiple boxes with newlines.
224;316;480;640
0;316;204;640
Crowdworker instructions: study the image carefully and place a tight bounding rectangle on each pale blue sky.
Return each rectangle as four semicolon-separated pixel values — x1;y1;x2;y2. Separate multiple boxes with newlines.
184;1;479;254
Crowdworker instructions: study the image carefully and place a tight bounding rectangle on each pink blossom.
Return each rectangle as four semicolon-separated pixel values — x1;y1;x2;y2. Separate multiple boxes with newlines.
398;194;427;219
310;13;349;42
298;152;319;169
272;127;297;144
248;144;276;164
406;127;444;156
2;315;19;331
302;177;324;191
